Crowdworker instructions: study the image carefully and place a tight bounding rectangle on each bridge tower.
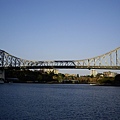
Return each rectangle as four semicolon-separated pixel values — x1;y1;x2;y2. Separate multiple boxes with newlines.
0;70;5;80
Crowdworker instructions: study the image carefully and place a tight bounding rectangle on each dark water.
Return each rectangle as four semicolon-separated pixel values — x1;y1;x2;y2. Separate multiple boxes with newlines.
0;84;120;120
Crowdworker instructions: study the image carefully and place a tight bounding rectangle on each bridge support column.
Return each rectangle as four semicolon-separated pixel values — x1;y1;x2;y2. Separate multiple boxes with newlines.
0;69;5;80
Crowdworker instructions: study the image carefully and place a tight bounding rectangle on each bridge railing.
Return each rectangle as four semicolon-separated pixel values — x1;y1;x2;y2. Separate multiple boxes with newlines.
0;47;120;70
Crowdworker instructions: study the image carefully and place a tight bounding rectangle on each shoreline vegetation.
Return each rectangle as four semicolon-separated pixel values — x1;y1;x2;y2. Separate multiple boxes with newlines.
4;69;120;86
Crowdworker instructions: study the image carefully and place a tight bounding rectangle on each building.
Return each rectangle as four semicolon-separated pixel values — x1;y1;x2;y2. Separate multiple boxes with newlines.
90;69;97;77
43;69;59;74
103;71;117;77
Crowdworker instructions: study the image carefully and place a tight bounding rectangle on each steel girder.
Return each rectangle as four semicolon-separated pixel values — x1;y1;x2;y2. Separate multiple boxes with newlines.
0;47;120;70
73;47;120;69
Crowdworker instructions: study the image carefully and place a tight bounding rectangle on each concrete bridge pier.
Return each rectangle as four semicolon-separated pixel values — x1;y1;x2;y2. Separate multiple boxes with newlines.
0;69;5;80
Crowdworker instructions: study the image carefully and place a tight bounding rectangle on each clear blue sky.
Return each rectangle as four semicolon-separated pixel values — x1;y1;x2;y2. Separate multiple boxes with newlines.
0;0;120;75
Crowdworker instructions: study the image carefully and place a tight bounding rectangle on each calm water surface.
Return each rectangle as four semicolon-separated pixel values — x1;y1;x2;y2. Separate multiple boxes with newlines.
0;84;120;120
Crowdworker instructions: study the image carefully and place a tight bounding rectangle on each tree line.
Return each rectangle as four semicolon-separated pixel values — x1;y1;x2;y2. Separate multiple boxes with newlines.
5;69;120;85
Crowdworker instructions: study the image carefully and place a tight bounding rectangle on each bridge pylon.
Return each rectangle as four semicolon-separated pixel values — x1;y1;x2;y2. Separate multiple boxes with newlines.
0;69;5;81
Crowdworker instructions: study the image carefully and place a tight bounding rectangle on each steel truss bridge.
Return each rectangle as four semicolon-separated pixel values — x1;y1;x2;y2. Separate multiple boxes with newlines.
0;47;120;70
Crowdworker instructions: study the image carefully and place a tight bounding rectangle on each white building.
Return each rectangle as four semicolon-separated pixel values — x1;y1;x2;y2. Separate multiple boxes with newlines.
103;71;117;77
90;69;97;77
43;69;59;74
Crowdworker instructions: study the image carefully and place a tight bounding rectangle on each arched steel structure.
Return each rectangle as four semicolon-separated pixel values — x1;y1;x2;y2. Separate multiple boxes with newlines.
0;47;120;70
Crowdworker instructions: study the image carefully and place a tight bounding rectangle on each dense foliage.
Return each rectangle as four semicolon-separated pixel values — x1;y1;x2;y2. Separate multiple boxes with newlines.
5;69;120;85
5;69;64;83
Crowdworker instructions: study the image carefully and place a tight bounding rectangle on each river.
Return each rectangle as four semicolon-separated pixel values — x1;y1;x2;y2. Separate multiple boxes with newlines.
0;84;120;120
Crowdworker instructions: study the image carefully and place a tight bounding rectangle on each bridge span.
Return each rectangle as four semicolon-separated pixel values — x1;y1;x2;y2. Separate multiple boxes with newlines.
0;47;120;70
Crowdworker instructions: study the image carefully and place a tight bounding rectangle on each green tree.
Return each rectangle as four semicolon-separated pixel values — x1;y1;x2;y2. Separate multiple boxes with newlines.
37;74;43;82
114;74;120;85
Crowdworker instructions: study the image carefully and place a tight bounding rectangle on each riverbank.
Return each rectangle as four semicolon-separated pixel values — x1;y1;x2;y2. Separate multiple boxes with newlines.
90;83;120;86
4;69;120;86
